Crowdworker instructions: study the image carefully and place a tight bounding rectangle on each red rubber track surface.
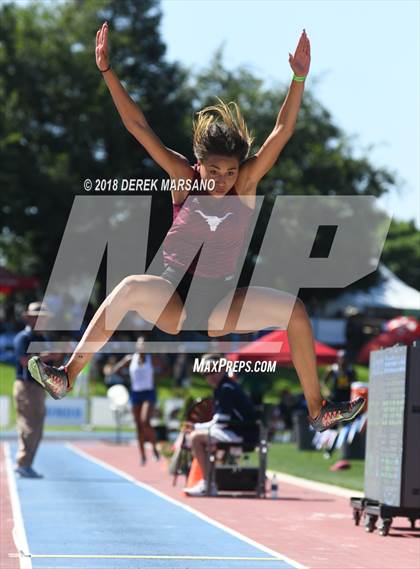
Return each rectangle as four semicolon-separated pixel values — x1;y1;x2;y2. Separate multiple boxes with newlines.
71;442;420;569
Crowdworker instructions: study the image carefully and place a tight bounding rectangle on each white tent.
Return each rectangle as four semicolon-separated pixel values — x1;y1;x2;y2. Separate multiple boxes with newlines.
323;263;420;315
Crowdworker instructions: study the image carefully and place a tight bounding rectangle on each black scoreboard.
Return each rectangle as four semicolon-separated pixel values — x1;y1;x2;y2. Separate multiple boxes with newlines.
364;344;420;508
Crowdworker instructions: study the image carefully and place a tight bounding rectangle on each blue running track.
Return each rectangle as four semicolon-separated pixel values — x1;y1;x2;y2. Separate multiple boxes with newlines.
9;443;302;569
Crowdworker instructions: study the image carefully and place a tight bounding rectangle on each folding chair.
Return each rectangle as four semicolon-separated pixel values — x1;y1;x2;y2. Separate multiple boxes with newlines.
206;419;268;498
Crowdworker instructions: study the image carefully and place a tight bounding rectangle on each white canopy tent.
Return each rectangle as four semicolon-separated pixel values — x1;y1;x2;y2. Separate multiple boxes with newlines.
323;263;420;316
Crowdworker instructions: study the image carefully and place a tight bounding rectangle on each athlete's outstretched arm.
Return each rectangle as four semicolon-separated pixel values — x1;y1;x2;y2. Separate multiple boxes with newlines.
95;22;191;179
245;30;311;184
105;354;132;376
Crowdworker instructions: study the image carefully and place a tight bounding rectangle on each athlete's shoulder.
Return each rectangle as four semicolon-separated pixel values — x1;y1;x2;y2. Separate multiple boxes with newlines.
171;164;197;206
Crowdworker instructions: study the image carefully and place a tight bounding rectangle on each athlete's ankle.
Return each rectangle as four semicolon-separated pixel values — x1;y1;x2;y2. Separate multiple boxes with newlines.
65;355;89;385
62;365;71;388
308;399;323;420
62;363;76;388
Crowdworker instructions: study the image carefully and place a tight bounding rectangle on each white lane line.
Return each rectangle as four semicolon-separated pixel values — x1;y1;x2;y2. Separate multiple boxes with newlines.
18;553;289;561
67;443;307;569
267;470;364;499
3;443;32;569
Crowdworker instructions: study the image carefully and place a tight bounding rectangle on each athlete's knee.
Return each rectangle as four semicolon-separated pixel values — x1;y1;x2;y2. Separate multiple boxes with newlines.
207;307;224;332
158;306;187;335
119;275;148;299
164;324;183;335
290;297;308;323
207;328;228;338
207;310;232;336
293;297;306;314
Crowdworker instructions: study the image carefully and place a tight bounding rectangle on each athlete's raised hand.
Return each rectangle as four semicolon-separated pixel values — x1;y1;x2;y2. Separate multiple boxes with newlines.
95;21;110;72
289;29;311;77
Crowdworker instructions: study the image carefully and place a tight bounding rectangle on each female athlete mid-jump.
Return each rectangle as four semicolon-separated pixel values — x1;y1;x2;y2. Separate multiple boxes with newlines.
29;23;364;432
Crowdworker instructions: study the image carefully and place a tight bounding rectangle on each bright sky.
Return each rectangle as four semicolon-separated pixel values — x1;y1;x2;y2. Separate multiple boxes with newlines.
160;0;420;229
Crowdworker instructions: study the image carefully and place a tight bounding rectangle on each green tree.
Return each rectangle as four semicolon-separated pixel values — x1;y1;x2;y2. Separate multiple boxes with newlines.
0;0;192;284
381;220;420;290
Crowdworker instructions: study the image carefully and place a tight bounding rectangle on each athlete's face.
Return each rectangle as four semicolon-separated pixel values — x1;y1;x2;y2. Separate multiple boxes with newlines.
199;155;240;198
136;337;145;353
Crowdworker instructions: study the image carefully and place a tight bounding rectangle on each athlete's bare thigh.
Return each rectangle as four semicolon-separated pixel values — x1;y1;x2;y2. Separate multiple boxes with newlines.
207;286;299;336
114;274;186;335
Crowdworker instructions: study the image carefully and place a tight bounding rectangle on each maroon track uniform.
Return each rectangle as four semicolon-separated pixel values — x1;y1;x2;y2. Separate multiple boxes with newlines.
161;164;255;331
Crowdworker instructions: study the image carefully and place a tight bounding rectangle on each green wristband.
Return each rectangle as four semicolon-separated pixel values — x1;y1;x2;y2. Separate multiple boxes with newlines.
293;74;306;82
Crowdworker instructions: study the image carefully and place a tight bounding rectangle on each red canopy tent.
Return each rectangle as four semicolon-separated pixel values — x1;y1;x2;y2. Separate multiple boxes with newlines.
357;316;420;365
227;329;338;366
0;267;40;295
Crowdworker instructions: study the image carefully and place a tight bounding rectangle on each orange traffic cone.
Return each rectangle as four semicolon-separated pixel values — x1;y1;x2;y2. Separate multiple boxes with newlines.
183;458;203;492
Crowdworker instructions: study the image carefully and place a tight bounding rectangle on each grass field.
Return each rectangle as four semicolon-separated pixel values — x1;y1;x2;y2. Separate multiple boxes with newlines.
1;362;366;491
266;442;364;492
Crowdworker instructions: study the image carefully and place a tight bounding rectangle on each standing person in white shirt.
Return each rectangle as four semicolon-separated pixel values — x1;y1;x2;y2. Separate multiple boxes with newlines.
107;336;159;465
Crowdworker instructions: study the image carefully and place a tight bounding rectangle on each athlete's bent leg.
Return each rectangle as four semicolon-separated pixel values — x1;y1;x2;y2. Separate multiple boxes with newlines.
208;287;321;418
28;275;186;397
207;287;365;431
65;275;186;384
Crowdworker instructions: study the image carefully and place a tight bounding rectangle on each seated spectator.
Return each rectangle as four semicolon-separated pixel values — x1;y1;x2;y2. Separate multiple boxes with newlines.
183;353;258;497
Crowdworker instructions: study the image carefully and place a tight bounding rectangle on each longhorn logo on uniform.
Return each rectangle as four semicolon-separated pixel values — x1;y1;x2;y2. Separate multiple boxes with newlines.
194;210;233;231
